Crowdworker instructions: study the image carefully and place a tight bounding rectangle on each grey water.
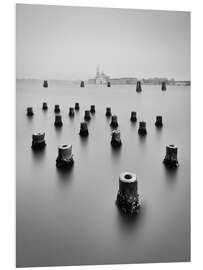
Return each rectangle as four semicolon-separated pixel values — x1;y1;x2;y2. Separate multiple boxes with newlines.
16;79;190;267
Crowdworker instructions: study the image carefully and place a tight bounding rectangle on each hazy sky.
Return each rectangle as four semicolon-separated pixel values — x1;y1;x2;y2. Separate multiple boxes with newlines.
16;4;190;80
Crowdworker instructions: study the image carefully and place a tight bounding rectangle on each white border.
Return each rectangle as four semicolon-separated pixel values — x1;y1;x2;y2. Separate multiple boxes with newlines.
1;0;202;269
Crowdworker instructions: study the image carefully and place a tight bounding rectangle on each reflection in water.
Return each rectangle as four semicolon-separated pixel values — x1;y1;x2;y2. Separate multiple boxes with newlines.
116;203;145;233
26;115;34;126
163;165;179;185
111;145;122;160
79;135;89;148
138;135;147;144
54;125;63;136
31;147;46;162
56;165;74;183
130;121;137;127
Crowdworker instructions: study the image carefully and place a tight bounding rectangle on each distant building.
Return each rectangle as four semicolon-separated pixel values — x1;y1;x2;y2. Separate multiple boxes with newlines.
95;66;110;84
88;66;110;85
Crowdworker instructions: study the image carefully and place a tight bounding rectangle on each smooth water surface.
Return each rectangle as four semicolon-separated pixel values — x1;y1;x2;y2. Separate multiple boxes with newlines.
16;80;190;267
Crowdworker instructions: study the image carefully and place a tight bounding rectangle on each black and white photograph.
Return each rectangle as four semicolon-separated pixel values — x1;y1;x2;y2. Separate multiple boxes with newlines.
16;3;190;268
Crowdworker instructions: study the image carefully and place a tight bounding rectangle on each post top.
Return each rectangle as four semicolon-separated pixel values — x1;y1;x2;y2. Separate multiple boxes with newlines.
33;132;45;136
119;172;137;183
58;144;72;150
167;144;177;149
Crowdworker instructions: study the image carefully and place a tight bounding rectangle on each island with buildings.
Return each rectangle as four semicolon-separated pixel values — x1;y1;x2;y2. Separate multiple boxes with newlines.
87;66;190;86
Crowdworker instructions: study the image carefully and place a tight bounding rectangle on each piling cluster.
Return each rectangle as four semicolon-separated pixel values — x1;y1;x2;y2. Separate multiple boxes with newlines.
27;78;180;217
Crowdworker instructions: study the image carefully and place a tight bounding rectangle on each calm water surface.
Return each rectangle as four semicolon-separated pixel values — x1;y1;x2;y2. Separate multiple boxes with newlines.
16;80;190;267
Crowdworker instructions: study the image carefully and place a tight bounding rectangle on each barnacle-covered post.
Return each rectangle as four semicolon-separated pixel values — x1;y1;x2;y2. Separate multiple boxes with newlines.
84;110;91;121
138;121;147;135
136;81;142;92
130;111;137;122
56;144;74;168
31;132;46;150
75;102;80;111
155;116;163;127
161;81;166;91
111;130;122;147
106;107;112;117
110;115;118;128
80;81;85;87
42;102;48;110
116;172;140;215
27;107;34;116
90;105;95;113
43;80;48;88
79;122;89;137
69;107;75;117
163;144;179;168
54;104;60;113
54;115;63;127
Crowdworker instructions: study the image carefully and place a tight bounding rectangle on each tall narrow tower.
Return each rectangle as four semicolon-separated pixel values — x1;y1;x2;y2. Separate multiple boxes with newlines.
96;65;100;77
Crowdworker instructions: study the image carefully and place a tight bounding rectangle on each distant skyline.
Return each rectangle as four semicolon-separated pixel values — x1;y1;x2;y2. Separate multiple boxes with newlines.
16;4;190;81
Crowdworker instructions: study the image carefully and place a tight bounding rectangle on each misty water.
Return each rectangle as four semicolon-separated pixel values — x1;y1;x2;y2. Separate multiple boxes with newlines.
16;79;190;267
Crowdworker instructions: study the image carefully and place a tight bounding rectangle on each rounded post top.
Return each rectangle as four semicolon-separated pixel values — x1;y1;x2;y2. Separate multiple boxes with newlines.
119;172;137;183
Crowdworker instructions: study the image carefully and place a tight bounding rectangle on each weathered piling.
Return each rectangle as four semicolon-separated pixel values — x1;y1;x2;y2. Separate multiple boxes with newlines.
54;115;63;127
107;81;111;87
80;81;85;87
130;111;137;122
163;144;179;168
27;107;34;116
42;102;48;110
79;122;89;137
136;81;142;92
110;115;118;128
84;110;91;121
138;121;147;135
90;105;95;113
161;81;166;91
69;107;75;117
106;107;112;117
54;105;60;113
75;102;80;111
111;130;122;147
155;116;163;127
116;172;140;215
43;80;48;88
31;132;46;149
56;144;74;168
